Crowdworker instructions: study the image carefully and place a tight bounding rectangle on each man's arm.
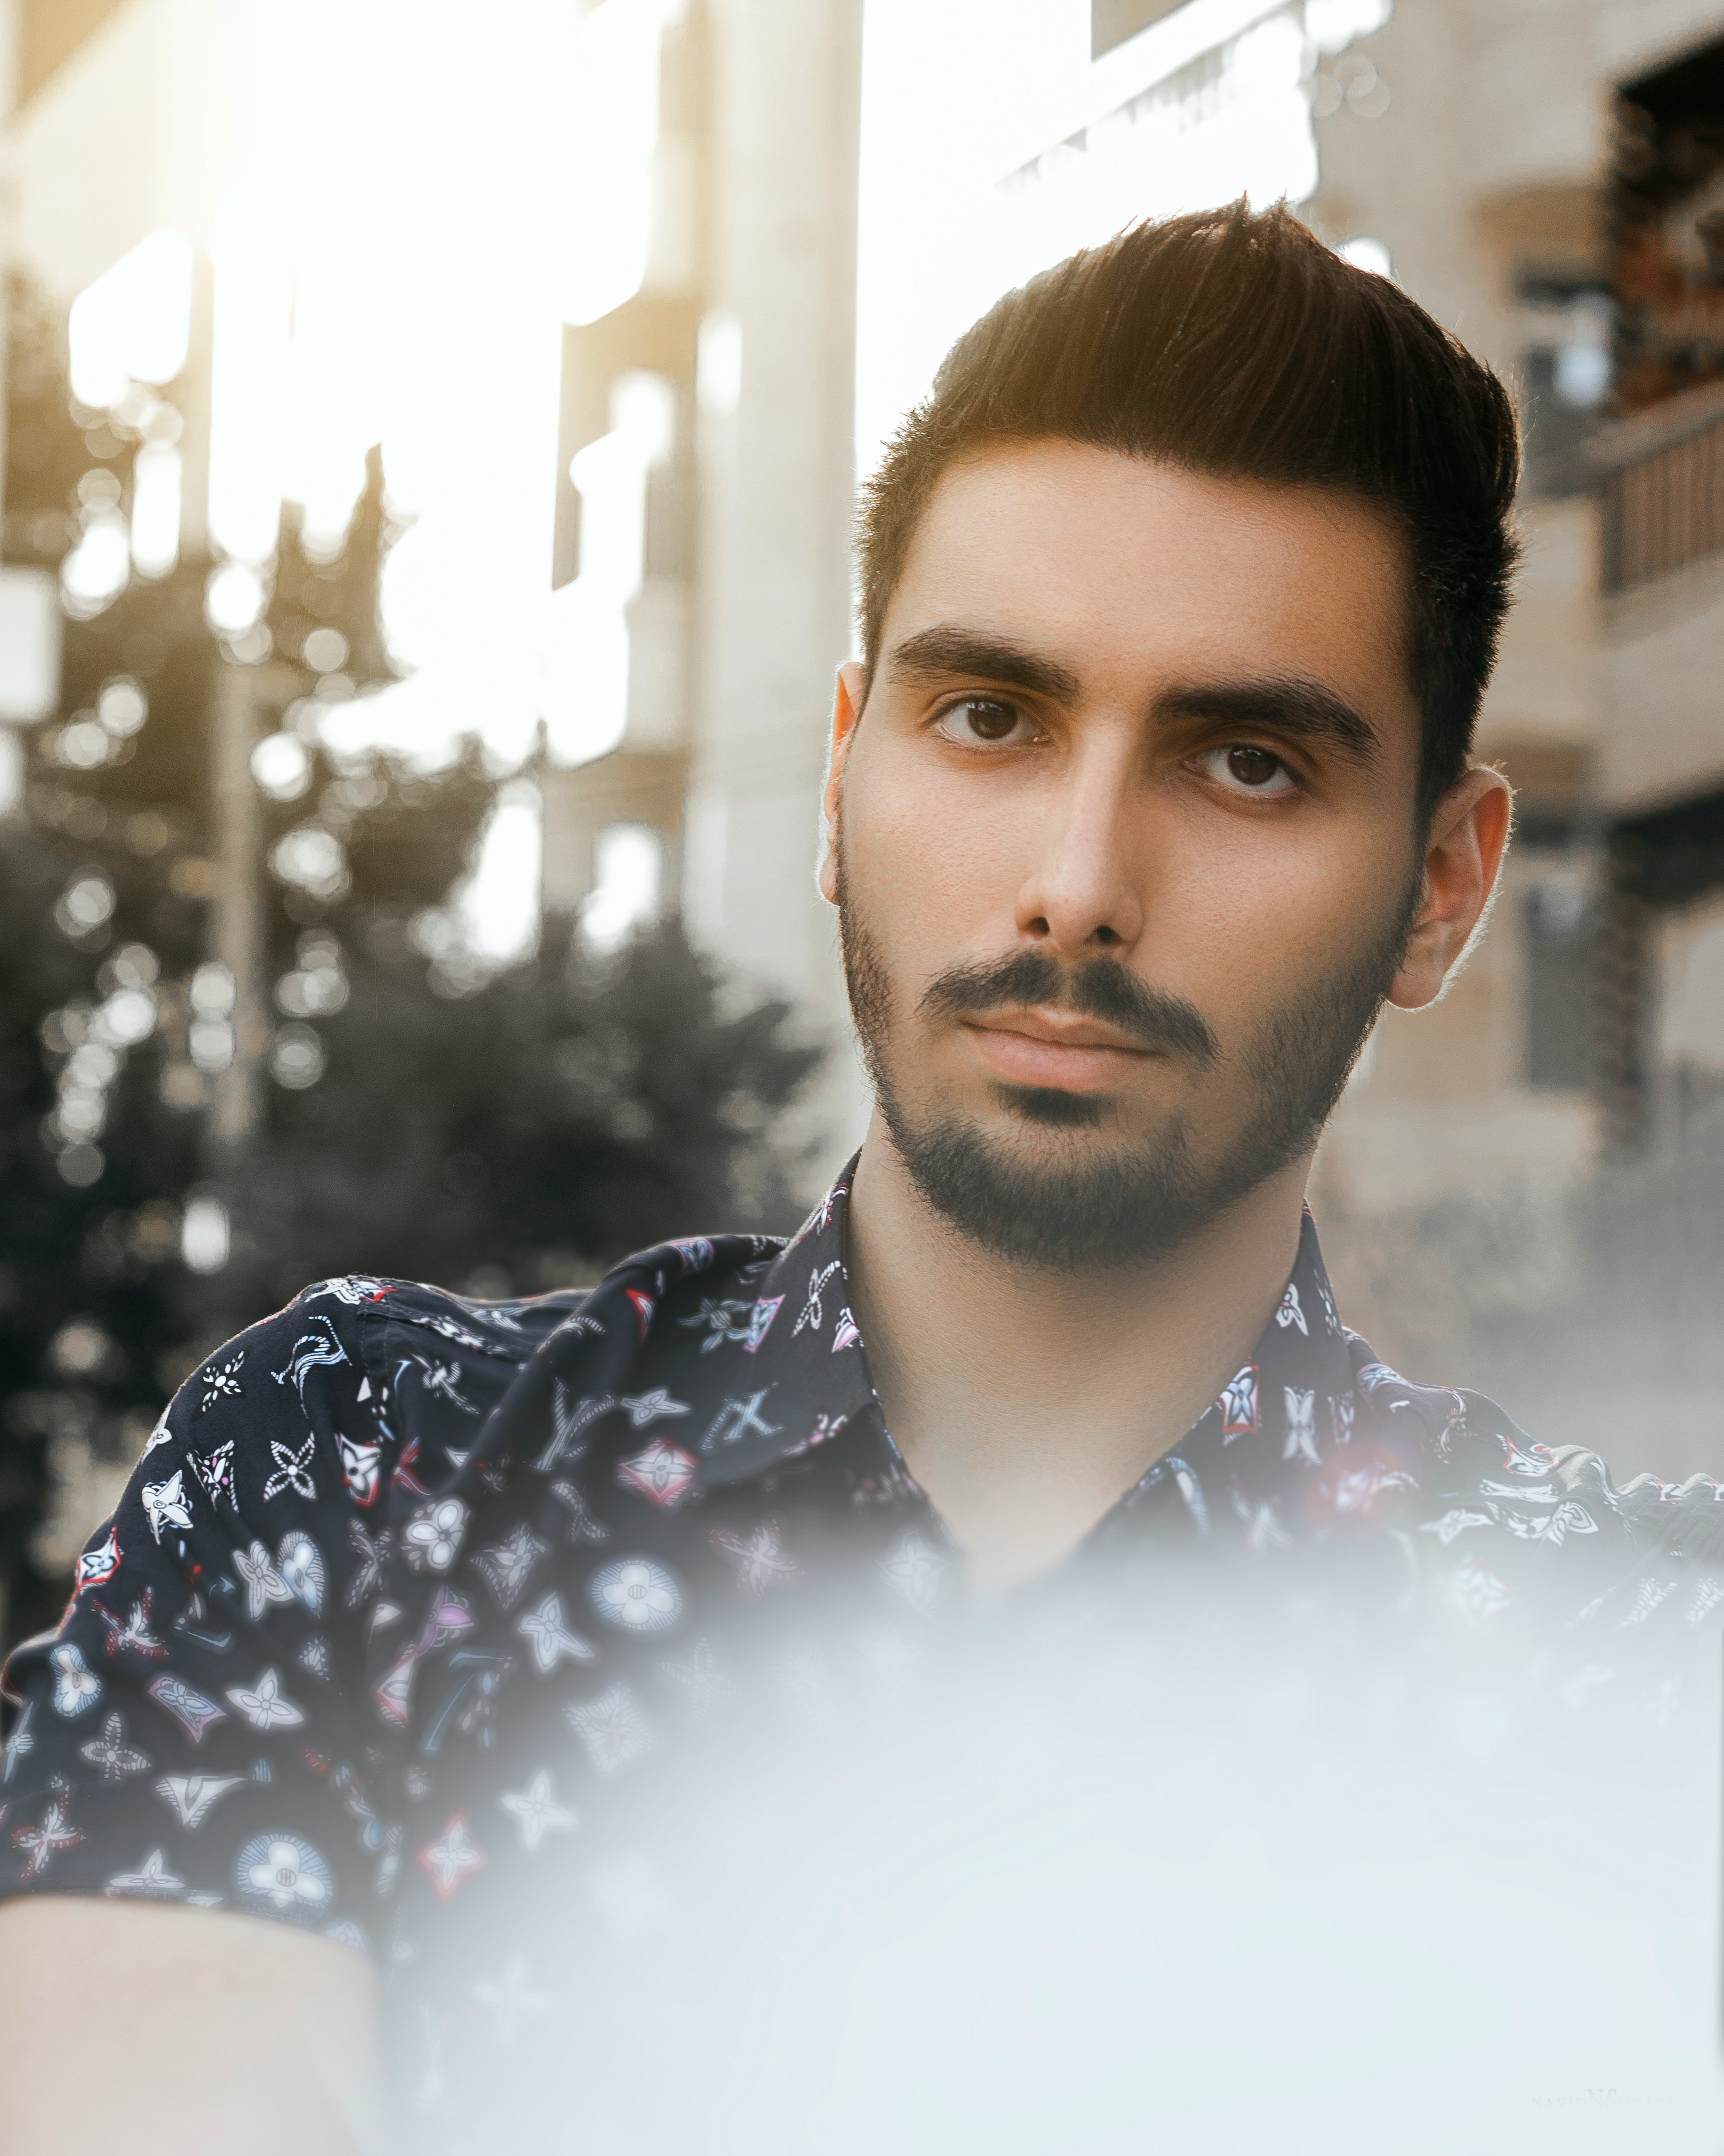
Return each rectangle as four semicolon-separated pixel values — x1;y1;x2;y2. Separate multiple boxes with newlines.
0;1897;385;2155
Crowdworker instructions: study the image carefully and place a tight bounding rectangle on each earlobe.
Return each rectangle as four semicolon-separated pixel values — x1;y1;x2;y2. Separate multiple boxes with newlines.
1386;767;1513;1011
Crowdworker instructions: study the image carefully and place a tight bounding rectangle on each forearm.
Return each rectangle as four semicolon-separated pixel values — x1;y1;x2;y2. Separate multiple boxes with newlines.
0;1897;387;2156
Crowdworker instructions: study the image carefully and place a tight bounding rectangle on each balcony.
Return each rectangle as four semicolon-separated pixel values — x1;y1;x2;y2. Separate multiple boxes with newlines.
1598;379;1724;594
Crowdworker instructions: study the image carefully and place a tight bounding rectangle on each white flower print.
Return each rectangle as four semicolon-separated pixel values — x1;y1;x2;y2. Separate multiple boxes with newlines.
516;1592;595;1675
50;1644;102;1719
589;1557;683;1633
615;1439;698;1510
499;1767;578;1855
416;1811;488;1902
226;1667;307;1733
262;1431;318;1504
276;1530;326;1613
235;1539;295;1622
616;1388;690;1428
237;1833;334;1914
78;1712;149;1783
197;1349;245;1413
403;1497;470;1574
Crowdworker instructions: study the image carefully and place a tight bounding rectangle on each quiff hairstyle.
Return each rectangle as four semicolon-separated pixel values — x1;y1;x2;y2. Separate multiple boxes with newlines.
856;202;1520;820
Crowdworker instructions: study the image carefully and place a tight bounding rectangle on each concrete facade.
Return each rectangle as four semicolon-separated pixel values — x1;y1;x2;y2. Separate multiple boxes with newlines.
1304;0;1724;1207
539;0;870;1183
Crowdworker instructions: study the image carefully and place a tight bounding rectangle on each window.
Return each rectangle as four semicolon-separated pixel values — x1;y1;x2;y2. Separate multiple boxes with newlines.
1515;271;1612;499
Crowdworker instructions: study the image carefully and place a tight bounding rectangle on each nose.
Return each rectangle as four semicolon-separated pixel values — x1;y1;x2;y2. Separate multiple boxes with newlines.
1012;729;1144;961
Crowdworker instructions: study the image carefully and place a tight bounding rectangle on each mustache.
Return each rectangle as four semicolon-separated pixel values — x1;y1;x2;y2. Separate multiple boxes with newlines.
918;950;1219;1068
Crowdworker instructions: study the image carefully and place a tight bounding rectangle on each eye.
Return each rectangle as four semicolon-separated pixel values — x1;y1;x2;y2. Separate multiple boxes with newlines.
1202;744;1296;797
935;696;1039;747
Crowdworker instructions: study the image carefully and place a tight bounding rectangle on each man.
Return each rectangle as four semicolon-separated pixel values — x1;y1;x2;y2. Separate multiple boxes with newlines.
2;203;1718;2151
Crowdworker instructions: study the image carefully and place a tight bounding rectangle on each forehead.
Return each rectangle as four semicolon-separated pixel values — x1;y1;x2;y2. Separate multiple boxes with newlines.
883;440;1414;715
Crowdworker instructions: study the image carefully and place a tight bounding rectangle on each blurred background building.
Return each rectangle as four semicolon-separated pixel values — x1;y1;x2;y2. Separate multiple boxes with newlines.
7;0;1724;1640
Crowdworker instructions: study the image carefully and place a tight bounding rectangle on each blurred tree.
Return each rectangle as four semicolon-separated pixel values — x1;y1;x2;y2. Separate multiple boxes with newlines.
0;278;820;1652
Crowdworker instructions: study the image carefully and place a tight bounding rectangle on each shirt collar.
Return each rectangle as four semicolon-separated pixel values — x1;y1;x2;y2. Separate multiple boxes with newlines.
682;1162;876;1489
689;1158;1358;1509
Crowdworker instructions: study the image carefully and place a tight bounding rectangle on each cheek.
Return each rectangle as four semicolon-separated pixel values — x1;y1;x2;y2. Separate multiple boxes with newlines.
1145;812;1413;1013
845;758;1028;959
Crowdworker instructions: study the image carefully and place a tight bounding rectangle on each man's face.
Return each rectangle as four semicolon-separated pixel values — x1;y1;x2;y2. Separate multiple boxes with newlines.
826;441;1437;1270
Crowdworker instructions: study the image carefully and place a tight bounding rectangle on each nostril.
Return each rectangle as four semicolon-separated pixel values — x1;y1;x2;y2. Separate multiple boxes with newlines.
1094;925;1120;946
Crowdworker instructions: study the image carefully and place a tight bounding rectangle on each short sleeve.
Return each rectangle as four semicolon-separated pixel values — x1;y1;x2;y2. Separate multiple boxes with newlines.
0;1282;402;1954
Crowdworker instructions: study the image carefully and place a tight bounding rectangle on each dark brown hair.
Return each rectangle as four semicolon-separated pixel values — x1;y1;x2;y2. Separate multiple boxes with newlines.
856;202;1520;818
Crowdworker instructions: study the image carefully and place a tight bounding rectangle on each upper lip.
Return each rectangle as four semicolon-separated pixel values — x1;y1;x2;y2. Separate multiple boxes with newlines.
963;1007;1149;1054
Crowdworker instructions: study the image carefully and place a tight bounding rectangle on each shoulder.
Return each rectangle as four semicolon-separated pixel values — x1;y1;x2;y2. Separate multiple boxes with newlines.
1381;1384;1724;1644
532;1233;790;1364
1338;1347;1664;1575
281;1273;582;1359
1437;1390;1724;1558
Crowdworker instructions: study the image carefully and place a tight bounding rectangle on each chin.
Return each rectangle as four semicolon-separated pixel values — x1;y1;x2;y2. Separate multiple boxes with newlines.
991;1081;1112;1129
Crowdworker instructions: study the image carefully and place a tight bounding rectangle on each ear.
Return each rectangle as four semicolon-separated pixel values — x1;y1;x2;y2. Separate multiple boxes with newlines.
817;661;868;907
1386;766;1514;1010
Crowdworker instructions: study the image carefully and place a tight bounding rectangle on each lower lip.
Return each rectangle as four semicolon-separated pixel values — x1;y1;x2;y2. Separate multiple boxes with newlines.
964;1024;1149;1093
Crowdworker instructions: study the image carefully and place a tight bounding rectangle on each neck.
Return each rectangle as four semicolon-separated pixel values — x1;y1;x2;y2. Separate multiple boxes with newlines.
845;1115;1310;1593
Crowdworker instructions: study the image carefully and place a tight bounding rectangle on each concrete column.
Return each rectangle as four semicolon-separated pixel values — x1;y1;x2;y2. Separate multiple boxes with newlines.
685;0;870;1186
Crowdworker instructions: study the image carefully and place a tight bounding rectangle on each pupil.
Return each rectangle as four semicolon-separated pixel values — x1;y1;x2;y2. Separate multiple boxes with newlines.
1228;747;1275;785
967;701;1014;740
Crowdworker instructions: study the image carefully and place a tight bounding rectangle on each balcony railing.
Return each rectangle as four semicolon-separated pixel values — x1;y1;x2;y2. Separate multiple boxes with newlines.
1600;386;1724;594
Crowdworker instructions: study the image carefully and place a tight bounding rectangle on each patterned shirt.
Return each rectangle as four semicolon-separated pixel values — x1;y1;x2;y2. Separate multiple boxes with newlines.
3;1158;1721;2138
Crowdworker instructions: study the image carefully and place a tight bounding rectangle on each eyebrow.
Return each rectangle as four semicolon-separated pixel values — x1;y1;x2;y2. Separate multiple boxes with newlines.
884;626;1082;705
884;630;1382;768
1156;677;1382;767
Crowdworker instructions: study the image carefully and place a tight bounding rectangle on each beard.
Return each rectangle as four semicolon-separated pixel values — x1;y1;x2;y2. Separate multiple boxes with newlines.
837;844;1419;1273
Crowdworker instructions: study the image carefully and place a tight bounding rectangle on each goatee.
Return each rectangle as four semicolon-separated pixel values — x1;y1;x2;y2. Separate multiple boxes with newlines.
837;846;1417;1272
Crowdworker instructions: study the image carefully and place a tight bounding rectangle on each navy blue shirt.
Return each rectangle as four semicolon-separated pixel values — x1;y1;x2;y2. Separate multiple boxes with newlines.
3;1159;1720;2130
